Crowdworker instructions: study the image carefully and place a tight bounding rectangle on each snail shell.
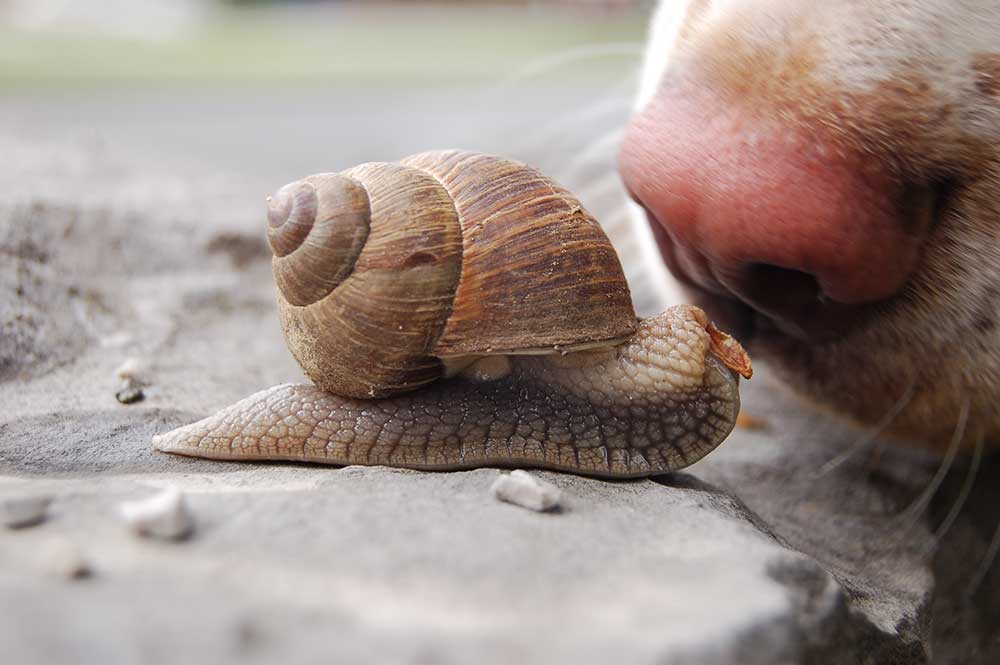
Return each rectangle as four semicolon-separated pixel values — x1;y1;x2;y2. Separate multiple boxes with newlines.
266;150;637;399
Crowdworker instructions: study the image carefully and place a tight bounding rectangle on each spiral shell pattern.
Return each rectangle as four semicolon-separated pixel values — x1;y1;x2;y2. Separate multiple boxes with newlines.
266;150;637;399
268;175;371;306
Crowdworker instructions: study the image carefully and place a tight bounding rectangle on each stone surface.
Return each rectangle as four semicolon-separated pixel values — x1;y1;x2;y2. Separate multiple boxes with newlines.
1;84;998;665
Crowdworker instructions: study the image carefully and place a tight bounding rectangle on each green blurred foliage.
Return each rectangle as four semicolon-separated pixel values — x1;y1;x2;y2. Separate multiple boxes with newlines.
0;3;646;90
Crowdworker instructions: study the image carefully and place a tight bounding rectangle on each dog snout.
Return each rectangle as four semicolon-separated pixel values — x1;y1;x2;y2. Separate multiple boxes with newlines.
619;86;933;339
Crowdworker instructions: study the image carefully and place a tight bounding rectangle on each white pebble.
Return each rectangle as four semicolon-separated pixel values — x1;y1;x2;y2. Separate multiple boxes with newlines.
114;356;149;384
44;540;91;580
2;494;53;528
490;470;563;512
120;486;194;540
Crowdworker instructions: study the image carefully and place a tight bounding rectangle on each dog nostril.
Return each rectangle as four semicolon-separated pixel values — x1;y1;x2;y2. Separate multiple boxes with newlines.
717;263;870;341
737;264;824;309
719;264;838;339
928;177;958;229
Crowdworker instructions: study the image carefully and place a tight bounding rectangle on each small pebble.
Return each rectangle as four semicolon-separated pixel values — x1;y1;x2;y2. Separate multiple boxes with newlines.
115;356;149;383
44;540;91;580
120;486;194;541
115;357;150;404
115;378;145;404
490;470;563;512
2;494;53;528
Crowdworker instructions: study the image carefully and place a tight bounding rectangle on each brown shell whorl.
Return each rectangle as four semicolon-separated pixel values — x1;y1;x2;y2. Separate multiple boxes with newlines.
401;150;637;356
266;180;317;257
268;174;371;307
269;150;637;400
273;163;464;398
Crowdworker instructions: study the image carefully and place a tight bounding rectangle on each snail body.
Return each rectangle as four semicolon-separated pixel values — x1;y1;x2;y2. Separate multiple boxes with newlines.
153;151;750;478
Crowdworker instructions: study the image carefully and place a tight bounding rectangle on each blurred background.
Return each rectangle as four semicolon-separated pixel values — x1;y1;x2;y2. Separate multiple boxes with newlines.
0;0;650;218
1;0;663;308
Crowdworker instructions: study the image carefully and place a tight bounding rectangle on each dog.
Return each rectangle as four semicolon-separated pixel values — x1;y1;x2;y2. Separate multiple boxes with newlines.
618;0;1000;450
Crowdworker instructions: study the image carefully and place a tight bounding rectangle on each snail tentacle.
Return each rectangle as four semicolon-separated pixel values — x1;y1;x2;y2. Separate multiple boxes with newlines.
153;306;742;478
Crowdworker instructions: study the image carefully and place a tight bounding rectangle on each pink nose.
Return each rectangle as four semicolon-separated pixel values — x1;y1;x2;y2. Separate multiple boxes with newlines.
619;87;929;334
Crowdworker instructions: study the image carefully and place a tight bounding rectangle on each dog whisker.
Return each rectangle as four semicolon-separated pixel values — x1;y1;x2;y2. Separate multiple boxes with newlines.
506;86;635;162
895;396;969;530
922;428;983;557
491;42;644;91
571;172;630;204
812;382;916;478
557;127;628;186
854;398;969;579
966;499;1000;598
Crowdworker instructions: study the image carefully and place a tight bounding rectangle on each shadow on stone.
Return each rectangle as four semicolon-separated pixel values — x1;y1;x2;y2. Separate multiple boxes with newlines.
0;409;246;476
650;471;784;543
929;451;1000;664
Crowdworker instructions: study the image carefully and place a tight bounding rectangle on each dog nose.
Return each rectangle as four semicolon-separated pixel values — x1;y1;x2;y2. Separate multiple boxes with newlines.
619;87;930;334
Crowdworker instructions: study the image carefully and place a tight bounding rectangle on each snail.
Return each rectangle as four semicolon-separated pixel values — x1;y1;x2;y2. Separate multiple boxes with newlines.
153;150;752;478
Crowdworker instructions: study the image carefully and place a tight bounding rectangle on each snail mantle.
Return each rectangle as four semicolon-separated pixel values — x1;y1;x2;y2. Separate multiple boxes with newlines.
153;150;751;479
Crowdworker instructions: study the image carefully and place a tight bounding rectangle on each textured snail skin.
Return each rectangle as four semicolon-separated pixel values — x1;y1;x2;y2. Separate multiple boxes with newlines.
153;306;741;478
